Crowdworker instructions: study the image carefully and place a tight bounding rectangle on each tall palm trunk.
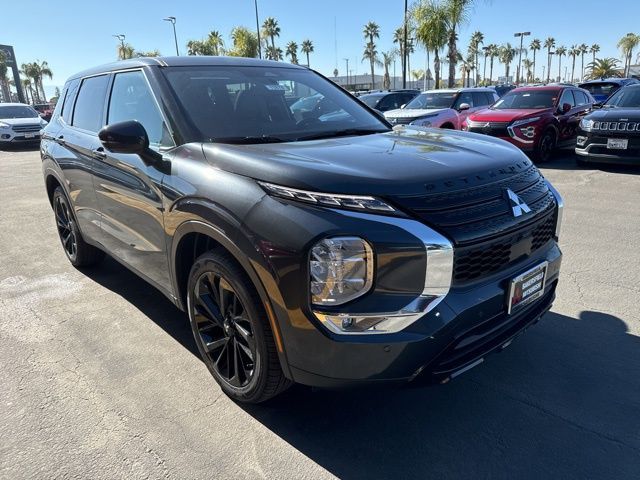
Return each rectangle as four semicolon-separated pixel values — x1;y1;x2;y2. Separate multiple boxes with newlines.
306;52;310;67
447;28;456;87
489;56;494;84
434;50;440;90
558;57;562;81
532;51;536;81
547;52;552;82
571;57;576;82
581;54;585;81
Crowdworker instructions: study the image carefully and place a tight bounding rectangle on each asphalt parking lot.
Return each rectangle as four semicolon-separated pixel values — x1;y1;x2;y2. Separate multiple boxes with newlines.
0;146;638;480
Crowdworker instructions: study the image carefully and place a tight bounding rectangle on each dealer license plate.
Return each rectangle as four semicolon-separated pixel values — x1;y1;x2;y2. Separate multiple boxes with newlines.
607;138;628;150
507;262;548;314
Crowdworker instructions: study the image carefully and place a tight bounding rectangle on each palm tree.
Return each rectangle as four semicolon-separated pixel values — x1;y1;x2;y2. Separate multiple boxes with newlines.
499;43;516;81
444;0;476;88
261;17;280;51
522;59;534;83
33;60;53;103
117;43;135;60
579;43;589;81
134;49;161;58
301;39;314;67
285;41;298;64
469;30;484;85
568;46;579;82
617;33;639;77
530;38;541;82
228;26;259;58
590;44;600;66
381;51;395;89
363;21;381;89
544;37;555;83
586;58;622;80
265;45;283;61
486;43;499;85
207;31;224;55
555;46;566;82
21;78;33;104
413;0;448;89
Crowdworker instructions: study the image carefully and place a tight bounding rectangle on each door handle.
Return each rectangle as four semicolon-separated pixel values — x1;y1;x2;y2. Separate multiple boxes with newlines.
92;147;107;160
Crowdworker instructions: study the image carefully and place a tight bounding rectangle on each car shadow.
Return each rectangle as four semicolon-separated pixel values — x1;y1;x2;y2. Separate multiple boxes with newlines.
0;143;41;152
83;257;640;479
541;152;639;174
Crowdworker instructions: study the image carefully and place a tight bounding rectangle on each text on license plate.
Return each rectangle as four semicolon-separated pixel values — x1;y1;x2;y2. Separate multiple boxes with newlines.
607;138;628;150
507;262;548;314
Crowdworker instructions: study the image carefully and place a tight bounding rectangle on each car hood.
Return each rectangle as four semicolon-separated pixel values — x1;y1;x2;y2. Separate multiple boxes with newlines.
586;107;640;121
384;108;448;119
469;108;551;123
201;127;528;196
0;117;44;126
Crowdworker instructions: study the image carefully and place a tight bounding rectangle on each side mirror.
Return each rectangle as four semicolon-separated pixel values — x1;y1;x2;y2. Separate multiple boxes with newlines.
592;102;603;109
400;103;406;109
458;102;471;111
561;103;572;114
98;120;161;164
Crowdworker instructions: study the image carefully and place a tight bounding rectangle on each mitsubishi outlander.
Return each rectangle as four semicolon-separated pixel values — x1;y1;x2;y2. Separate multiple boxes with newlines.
41;57;563;403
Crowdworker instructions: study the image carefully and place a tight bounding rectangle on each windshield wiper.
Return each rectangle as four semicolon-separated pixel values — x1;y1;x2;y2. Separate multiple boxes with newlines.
212;135;288;145
295;128;390;141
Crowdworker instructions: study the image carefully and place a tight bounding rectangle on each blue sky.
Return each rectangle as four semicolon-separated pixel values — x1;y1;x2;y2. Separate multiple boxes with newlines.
3;0;640;98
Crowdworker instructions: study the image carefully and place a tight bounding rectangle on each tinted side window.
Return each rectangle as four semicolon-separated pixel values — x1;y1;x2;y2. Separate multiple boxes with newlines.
377;94;402;111
485;92;498;105
107;70;172;147
559;89;575;108
574;90;588;106
61;79;80;124
454;92;474;108
72;75;109;132
472;92;490;107
400;93;416;105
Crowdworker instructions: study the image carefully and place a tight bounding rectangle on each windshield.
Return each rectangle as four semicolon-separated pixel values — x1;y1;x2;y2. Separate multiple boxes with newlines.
359;94;384;108
604;87;640;108
0;105;40;119
405;92;456;109
163;65;389;143
579;82;620;97
492;90;559;109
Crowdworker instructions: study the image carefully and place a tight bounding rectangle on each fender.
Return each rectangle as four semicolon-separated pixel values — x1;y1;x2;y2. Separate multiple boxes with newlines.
169;216;293;379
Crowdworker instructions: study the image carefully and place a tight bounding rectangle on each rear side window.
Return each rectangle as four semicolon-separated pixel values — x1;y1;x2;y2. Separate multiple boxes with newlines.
377;94;402;111
61;79;80;124
454;92;474;108
559;89;575;108
485;92;498;105
107;70;173;148
573;90;589;106
72;75;109;132
472;92;490;107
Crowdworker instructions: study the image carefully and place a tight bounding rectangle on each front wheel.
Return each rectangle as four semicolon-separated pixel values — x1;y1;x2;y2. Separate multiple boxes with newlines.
532;130;555;163
187;251;290;403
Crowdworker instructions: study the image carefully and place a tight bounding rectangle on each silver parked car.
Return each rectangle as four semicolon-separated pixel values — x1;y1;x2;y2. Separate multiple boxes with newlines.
0;103;48;145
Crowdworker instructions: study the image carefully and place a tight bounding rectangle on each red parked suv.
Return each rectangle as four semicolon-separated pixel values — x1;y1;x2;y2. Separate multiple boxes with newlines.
464;86;595;162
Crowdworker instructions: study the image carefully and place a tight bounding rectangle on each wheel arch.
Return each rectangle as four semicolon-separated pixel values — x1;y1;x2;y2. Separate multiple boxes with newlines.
170;219;292;379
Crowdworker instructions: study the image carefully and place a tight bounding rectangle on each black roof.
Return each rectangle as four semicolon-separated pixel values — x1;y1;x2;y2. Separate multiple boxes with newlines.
69;56;304;80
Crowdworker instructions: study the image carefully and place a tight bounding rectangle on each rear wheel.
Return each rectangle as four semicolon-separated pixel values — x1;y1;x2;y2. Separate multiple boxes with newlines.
533;130;555;163
52;187;104;267
187;251;290;403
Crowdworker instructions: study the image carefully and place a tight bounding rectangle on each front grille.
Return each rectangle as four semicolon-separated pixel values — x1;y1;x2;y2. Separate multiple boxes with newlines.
388;162;557;284
12;124;42;133
389;117;417;125
466;120;510;137
592;121;640;134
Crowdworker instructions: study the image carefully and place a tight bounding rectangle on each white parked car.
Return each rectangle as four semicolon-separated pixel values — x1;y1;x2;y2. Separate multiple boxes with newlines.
0;103;48;145
383;88;498;129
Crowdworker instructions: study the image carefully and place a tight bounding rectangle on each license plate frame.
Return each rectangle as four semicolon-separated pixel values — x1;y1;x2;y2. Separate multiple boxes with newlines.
607;138;628;150
507;261;548;314
24;132;36;139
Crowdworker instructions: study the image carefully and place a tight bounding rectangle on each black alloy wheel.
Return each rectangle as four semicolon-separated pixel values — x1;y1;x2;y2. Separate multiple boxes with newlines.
534;130;555;163
193;271;257;388
187;251;290;403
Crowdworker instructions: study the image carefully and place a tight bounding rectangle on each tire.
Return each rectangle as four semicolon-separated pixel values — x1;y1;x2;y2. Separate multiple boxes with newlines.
532;130;555;163
187;251;290;403
52;187;105;267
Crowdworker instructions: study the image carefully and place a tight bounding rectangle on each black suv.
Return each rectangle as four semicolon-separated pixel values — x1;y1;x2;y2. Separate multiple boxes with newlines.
41;57;563;403
358;90;420;112
576;83;640;165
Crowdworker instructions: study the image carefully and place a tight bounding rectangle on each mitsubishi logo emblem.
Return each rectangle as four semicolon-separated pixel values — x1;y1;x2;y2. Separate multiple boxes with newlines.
504;188;531;217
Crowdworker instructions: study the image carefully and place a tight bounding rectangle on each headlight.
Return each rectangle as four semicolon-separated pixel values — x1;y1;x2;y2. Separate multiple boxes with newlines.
511;116;541;128
259;182;396;213
579;118;594;132
0;122;9;129
310;237;373;308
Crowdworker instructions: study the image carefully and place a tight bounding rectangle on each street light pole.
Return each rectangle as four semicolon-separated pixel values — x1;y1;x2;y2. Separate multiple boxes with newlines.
513;31;530;85
402;0;408;88
344;58;349;88
254;0;262;59
163;17;179;55
113;34;126;59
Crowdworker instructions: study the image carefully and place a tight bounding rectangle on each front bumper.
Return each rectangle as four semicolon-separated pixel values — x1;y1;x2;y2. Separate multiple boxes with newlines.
575;129;640;164
466;128;536;152
288;242;561;388
0;131;42;143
